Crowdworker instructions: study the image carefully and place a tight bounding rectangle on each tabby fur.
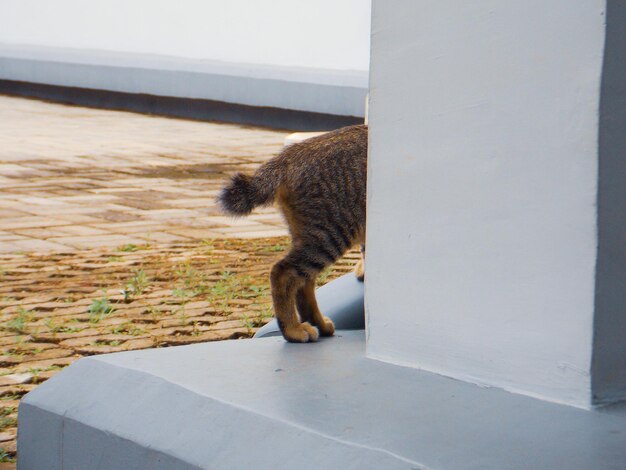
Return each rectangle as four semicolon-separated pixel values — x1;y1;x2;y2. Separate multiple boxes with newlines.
218;124;367;343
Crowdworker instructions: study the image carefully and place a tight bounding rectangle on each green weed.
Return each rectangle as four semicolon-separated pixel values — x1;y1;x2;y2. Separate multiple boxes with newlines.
201;239;215;251
174;262;209;295
5;306;33;333
1;407;16;417
111;322;145;336
0;414;17;430
242;308;273;336
124;269;150;300
242;314;255;335
88;294;115;323
146;306;164;322
0;449;15;463
316;267;332;286
172;288;192;303
117;243;150;253
118;243;138;252
91;339;122;347
0;394;20;401
45;318;84;334
262;243;287;253
3;349;24;359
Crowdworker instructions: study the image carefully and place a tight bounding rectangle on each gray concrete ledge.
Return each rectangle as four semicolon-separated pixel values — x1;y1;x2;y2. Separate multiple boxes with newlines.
19;332;626;470
0;79;363;131
0;44;367;118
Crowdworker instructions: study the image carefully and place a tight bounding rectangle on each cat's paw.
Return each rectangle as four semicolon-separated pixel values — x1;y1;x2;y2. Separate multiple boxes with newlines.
283;322;319;343
354;260;365;282
316;316;335;337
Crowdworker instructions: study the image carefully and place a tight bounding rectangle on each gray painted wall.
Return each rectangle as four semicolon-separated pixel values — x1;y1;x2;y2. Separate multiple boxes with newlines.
592;0;626;406
0;44;367;118
366;0;623;408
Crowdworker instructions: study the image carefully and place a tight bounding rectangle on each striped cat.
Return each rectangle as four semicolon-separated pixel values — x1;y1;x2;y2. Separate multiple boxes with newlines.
218;124;367;343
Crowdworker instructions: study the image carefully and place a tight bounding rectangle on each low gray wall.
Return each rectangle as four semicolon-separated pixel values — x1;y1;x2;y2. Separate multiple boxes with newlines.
0;44;367;130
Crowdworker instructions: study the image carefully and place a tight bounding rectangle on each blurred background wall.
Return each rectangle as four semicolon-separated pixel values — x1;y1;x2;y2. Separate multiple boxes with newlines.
0;0;371;128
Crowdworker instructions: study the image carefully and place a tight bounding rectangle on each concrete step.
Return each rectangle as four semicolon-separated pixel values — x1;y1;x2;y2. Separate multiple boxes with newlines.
18;331;626;469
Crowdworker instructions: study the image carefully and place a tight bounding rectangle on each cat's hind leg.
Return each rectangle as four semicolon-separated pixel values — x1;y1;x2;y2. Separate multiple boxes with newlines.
354;244;365;282
270;251;320;343
296;279;335;337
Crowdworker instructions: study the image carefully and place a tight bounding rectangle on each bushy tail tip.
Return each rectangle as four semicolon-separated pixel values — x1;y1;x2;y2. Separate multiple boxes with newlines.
217;173;257;216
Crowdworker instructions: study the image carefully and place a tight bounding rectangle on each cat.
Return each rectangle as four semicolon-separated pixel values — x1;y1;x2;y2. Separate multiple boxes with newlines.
218;124;367;343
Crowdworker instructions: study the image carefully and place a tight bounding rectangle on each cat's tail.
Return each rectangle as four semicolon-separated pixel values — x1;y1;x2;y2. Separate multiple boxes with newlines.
218;170;278;216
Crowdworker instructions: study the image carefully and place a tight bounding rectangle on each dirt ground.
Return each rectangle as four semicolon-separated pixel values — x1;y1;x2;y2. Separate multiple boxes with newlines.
0;237;359;463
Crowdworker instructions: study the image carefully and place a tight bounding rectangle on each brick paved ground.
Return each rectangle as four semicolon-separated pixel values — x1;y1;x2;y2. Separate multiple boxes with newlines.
0;96;357;466
0;95;289;254
0;238;359;462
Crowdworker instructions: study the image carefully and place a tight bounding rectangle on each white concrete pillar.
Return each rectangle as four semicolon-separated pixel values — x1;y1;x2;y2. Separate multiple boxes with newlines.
366;0;625;408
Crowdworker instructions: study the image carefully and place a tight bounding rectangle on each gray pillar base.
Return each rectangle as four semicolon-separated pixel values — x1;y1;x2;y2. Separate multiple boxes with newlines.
18;331;626;470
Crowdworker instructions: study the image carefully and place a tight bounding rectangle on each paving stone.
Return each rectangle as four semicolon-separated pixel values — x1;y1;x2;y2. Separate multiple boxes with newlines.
0;243;20;253
9;228;71;240
136;232;192;244
0;217;71;230
164;228;222;240
54;226;111;236
0;430;16;442
0;210;27;219
4;239;73;254
0;95;294;252
213;228;289;238
0;384;36;399
58;215;113;226
0;439;16;455
0;164;28;175
46;234;148;250
0;374;33;386
12;357;78;374
0;232;24;242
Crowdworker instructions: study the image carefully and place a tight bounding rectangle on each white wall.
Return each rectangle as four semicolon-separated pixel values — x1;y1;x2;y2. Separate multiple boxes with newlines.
0;0;370;71
366;0;607;408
